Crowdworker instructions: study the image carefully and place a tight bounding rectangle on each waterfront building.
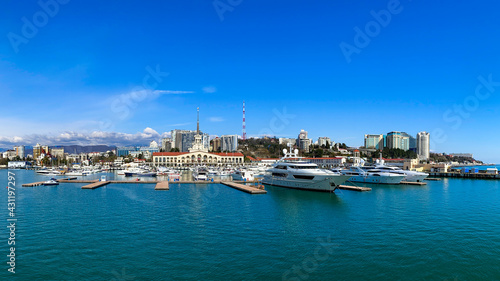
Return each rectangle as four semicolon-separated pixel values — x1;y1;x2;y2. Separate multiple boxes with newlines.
297;129;312;152
298;129;308;140
153;151;244;167
130;150;152;160
401;132;417;152
154;108;243;166
298;138;312;152
3;150;17;160
161;138;172;152
114;157;124;166
386;131;410;151
50;147;65;158
317;137;332;148
14;145;25;159
8;161;32;169
305;157;346;168
364;134;384;149
211;137;221;152
279;138;296;146
117;146;137;157
221;135;238;152
139;141;160;156
66;154;80;164
33;143;42;159
171;129;185;150
417;132;430;160
179;131;209;152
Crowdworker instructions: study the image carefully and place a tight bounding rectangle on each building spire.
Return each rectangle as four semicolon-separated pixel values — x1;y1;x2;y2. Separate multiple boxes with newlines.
197;107;200;134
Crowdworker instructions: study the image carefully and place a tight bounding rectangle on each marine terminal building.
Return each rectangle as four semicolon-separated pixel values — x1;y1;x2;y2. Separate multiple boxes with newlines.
152;107;244;166
153;151;244;167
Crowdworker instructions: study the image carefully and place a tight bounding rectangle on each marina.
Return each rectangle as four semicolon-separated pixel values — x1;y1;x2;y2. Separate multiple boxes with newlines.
5;169;500;280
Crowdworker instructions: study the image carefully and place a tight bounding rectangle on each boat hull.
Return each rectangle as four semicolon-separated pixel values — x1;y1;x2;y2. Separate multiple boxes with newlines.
403;174;428;182
347;175;405;184
262;175;350;192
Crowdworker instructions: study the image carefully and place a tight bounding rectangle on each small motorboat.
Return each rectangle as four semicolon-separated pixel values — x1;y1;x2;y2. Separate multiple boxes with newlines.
43;178;59;186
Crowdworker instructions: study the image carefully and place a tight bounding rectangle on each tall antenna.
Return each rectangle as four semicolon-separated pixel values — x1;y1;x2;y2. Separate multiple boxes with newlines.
197;107;200;134
242;101;246;140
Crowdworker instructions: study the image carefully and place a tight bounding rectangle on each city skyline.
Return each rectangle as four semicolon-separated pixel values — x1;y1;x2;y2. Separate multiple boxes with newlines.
1;1;500;162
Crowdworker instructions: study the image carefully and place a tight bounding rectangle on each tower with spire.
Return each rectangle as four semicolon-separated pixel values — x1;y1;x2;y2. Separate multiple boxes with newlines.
189;107;208;152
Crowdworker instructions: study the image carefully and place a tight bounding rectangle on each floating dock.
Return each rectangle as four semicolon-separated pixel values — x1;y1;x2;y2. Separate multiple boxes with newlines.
338;185;372;192
155;181;169;190
82;181;110;189
429;172;500;179
22;181;47;187
400;181;427;186
425;178;442;181
221;181;267;194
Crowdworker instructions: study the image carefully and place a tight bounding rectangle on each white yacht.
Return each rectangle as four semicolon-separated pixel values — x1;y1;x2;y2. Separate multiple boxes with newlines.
262;147;350;192
341;166;405;184
193;167;209;181
65;170;84;176
362;159;429;182
36;169;62;176
43;178;59;186
124;167;156;177
231;169;255;181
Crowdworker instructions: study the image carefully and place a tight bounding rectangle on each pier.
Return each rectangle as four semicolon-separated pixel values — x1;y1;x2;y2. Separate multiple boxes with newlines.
82;181;110;189
155;181;169;190
22;181;46;187
21;179;265;193
338;185;372;192
400;181;427;186
429;172;500;179
221;181;267;194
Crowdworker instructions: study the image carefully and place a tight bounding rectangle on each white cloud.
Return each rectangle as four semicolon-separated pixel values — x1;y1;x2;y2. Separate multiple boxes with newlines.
209;117;224;122
156;90;195;95
202;86;217;94
0;128;170;148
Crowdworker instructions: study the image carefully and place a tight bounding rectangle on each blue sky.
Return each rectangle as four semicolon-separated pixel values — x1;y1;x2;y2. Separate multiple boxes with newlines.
1;0;500;162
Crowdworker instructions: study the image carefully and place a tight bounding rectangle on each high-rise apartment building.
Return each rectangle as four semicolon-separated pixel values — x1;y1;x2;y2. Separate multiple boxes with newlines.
221;135;238;152
417;131;430;160
364;134;384;149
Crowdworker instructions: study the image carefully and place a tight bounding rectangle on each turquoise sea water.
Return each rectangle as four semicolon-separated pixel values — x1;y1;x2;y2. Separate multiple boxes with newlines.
1;170;500;280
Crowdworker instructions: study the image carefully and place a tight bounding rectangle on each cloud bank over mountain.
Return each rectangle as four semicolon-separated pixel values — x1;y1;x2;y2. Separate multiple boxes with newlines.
0;128;171;148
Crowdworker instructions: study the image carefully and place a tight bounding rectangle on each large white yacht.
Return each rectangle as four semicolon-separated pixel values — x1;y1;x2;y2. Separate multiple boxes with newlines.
340;165;406;184
231;169;255;181
362;159;429;182
262;147;350;192
193;167;209;181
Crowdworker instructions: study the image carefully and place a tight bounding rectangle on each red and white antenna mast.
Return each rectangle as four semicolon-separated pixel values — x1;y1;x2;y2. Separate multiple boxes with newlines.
242;101;246;140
